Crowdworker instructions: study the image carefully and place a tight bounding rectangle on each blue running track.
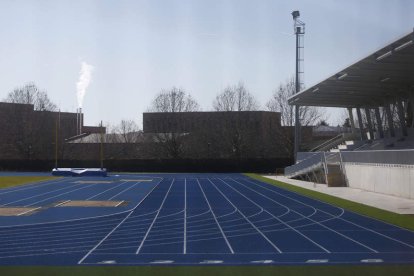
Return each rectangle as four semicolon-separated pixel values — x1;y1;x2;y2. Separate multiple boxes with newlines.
0;173;413;266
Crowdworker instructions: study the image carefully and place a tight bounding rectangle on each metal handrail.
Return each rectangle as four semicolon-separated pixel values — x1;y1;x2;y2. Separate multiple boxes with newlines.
311;132;358;152
285;152;324;178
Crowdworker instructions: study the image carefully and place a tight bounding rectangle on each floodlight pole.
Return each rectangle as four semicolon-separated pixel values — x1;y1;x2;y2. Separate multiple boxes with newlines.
292;11;305;162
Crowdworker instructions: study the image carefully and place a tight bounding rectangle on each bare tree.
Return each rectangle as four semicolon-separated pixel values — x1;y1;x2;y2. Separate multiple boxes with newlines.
148;87;200;158
266;77;324;126
213;82;259;111
4;82;57;111
2;83;57;159
111;120;141;143
266;77;325;157
150;87;199;113
211;83;260;158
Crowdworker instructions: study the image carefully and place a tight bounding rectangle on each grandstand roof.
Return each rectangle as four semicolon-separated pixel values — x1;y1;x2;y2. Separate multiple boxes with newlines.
288;29;414;108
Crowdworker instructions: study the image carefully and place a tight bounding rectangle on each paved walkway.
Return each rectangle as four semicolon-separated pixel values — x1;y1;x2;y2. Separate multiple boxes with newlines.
263;175;414;215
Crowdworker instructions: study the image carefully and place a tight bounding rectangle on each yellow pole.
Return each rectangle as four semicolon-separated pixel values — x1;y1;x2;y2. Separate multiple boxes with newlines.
100;120;104;169
55;112;58;169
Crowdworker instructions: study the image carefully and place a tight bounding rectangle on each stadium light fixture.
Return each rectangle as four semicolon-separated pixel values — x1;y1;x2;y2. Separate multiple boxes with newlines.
292;10;300;20
337;73;348;80
395;40;413;52
376;51;392;61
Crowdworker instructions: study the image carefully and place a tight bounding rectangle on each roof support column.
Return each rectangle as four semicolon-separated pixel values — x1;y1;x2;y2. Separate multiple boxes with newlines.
294;105;301;162
396;100;408;136
384;103;395;138
364;108;374;140
409;92;414;128
347;108;356;134
356;108;366;140
374;107;384;139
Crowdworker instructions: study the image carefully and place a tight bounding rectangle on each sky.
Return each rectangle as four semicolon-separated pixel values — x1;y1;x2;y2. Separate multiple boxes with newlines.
0;0;413;128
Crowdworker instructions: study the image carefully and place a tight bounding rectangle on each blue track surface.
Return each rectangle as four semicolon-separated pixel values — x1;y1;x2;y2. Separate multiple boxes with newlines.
0;173;414;266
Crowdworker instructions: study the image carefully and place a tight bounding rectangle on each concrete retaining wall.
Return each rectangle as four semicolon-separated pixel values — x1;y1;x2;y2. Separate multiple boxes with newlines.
344;163;414;199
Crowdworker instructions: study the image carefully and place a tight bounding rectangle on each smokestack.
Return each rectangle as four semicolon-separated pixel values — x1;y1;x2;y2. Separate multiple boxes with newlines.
76;108;79;135
79;107;83;135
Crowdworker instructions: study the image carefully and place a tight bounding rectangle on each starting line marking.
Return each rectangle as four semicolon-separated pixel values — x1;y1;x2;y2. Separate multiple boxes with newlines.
361;259;383;263
98;260;117;264
306;259;329;263
150;260;174;264
199;260;223;264
251;260;274;264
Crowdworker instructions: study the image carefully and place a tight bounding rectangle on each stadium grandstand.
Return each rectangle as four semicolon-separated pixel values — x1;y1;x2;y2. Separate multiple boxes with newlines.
285;29;414;199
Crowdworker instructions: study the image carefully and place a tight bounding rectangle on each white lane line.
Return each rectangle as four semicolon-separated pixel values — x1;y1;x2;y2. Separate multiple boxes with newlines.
187;209;210;219
216;208;238;219
197;179;235;254
2;183;85;206
17;207;42;216
0;178;67;195
218;178;331;253
0;187;160;230
339;219;414;250
109;181;142;200
87;181;129;200
135;179;175;254
0;221;118;240
242;177;414;247
54;200;71;207
153;209;184;221
241;177;343;215
184;178;187;254
24;184;99;207
207;178;282;253
78;178;164;264
232;178;378;253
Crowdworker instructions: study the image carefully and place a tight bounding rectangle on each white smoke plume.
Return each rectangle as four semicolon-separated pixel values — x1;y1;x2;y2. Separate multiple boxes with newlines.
76;61;94;108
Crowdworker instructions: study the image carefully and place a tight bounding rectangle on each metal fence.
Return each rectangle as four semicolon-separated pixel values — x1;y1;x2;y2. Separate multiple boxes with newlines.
285;152;324;177
310;132;358;152
296;152;322;163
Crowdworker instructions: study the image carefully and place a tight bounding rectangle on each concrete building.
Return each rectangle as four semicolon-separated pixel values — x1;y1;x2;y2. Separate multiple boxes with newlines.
143;111;315;159
0;102;104;160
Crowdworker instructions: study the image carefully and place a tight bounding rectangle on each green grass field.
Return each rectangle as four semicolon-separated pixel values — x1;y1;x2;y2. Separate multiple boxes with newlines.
0;173;413;276
0;176;58;189
1;265;414;276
